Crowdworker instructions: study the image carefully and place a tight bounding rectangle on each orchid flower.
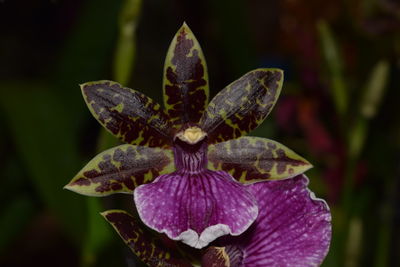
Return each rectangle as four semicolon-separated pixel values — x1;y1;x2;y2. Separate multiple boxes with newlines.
101;175;331;266
65;23;314;249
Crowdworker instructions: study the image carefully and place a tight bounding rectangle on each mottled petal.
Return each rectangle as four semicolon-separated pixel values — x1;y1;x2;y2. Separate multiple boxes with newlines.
64;145;175;196
101;210;193;267
208;137;312;182
228;175;331;266
200;69;283;144
163;23;209;128
81;80;172;147
134;170;258;249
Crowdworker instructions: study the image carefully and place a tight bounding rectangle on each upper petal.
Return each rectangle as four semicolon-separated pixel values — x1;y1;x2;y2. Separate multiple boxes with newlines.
163;23;209;128
208;136;312;183
64;144;175;196
200;69;283;144
81;80;173;147
101;210;193;267
134;170;258;249
233;175;331;266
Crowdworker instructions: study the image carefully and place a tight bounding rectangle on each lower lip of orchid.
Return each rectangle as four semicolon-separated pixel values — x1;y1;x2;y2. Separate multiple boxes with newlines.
133;169;258;248
133;138;258;248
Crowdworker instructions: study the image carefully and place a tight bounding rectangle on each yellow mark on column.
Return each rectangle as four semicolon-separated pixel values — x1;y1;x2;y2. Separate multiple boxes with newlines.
176;126;207;144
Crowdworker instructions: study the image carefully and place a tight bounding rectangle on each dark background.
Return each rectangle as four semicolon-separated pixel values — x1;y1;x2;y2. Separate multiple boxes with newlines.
1;0;399;266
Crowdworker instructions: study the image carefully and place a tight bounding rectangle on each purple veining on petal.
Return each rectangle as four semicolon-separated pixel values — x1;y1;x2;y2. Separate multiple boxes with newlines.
221;175;331;267
134;170;258;249
225;245;244;266
173;137;208;172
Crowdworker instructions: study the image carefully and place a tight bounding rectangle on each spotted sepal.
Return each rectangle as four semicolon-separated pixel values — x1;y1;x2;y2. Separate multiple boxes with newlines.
163;23;209;128
101;210;193;267
207;137;312;183
200;69;283;144
81;80;172;148
64;144;175;196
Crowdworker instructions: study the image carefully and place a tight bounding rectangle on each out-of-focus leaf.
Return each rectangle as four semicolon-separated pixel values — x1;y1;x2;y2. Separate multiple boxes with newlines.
360;60;390;119
344;217;363;267
0;195;35;254
249;119;276;139
208;0;256;75
0;83;87;244
114;0;142;85
348;119;367;159
97;129;121;151
348;60;389;159
55;0;123;106
317;20;348;115
81;198;113;267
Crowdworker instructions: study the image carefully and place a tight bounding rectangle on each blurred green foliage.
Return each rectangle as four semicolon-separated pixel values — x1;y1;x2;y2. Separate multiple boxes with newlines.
1;0;400;266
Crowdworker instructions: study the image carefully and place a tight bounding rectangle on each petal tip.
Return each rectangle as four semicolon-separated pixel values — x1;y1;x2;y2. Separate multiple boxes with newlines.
179;21;192;33
63;183;76;192
63;180;105;197
100;209;126;218
63;184;70;190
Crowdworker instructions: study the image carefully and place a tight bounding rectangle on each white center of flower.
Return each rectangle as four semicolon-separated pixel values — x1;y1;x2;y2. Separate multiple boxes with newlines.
176;126;207;144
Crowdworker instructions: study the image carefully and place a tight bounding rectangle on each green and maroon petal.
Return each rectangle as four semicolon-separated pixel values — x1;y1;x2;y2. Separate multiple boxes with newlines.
101;210;193;267
163;23;209;128
64;144;175;196
81;80;173;147
200;69;283;143
207;137;312;183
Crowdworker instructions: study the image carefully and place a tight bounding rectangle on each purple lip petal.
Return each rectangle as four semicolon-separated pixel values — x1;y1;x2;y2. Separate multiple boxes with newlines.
222;175;331;266
134;170;258;249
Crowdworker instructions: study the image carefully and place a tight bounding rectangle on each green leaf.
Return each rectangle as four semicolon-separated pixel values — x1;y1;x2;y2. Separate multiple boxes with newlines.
163;23;209;128
81;80;173;148
113;0;143;85
360;60;389;119
348;60;389;159
317;20;348;115
65;144;175;196
0;195;35;254
208;137;312;183
0;82;87;244
81;198;113;267
200;69;283;144
101;210;193;267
